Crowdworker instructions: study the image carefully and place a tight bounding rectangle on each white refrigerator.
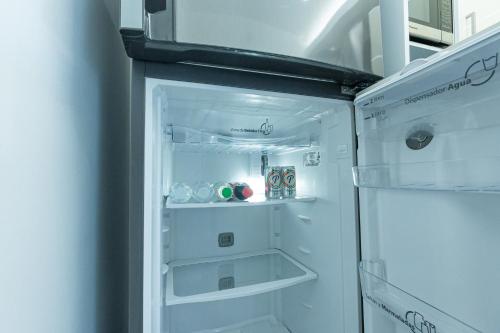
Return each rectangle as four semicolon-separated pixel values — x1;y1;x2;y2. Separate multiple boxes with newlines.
130;24;500;333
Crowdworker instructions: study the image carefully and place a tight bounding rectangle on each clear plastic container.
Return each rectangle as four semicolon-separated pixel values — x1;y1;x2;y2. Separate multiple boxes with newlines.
169;182;193;203
192;182;214;203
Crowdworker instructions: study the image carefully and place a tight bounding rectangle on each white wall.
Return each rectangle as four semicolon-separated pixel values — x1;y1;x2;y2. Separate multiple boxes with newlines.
0;1;130;333
456;0;500;41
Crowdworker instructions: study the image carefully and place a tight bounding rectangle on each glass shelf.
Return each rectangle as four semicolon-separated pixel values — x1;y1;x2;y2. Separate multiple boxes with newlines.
359;261;481;333
165;195;316;209
169;125;319;154
193;316;290;333
165;250;317;306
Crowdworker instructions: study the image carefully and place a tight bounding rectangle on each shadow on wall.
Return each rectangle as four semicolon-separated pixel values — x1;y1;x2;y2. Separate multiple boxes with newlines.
91;2;131;333
0;0;130;332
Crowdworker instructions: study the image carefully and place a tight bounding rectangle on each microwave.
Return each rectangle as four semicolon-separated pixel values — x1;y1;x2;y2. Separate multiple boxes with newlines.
408;0;454;45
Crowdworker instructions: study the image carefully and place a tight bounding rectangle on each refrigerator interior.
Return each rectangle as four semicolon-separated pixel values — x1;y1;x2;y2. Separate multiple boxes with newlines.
143;79;360;333
354;25;500;333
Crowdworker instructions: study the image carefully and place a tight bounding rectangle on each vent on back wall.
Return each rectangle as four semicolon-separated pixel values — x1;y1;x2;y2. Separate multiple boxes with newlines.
218;276;235;290
218;233;234;247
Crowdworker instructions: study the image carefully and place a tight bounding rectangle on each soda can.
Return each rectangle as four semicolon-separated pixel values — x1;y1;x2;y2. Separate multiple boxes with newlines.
265;167;282;199
281;166;296;198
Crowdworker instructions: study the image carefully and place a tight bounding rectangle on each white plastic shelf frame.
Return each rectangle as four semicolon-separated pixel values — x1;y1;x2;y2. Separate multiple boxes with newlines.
353;26;500;193
359;262;481;333
165;195;316;209
169;125;319;155
165;249;317;306
154;81;336;156
193;316;290;333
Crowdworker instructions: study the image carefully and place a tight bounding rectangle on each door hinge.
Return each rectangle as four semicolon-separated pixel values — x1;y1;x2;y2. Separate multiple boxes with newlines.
145;0;167;14
341;86;357;97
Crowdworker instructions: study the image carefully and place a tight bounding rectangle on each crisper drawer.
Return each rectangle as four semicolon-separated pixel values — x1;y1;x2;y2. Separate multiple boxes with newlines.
141;0;383;75
353;25;500;193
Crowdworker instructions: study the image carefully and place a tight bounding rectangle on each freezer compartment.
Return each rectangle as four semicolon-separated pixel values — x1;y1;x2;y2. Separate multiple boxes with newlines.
165;250;317;306
359;262;481;333
354;25;500;192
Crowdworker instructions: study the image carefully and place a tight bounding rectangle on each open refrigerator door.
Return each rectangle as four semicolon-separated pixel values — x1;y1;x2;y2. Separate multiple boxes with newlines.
354;24;500;333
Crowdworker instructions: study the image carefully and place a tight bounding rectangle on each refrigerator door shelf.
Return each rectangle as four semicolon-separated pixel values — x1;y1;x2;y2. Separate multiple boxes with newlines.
354;66;500;139
165;195;316;209
359;262;481;333
355;23;500;114
193;315;289;333
352;157;500;193
165;249;317;306
355;24;500;137
354;24;500;193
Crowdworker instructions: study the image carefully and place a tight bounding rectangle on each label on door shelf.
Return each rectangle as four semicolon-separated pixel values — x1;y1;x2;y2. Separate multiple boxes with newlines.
364;293;438;333
358;52;499;124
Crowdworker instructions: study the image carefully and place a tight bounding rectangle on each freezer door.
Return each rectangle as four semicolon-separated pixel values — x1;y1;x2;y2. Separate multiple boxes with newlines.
354;24;500;333
173;0;383;75
121;0;384;79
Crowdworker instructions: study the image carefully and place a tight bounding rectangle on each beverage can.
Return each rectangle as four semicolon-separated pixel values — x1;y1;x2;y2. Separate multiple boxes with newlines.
265;167;282;199
282;166;296;198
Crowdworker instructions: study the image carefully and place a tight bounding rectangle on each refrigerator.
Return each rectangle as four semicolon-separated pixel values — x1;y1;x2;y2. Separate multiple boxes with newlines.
128;20;500;333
